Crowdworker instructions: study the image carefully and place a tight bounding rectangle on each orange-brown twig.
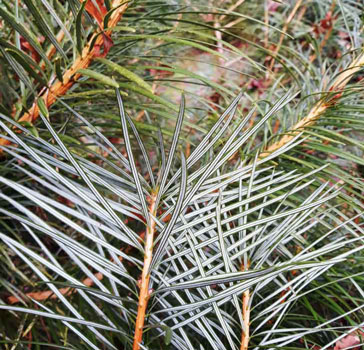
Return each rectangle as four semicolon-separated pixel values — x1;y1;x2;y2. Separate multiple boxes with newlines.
240;260;250;350
0;0;128;151
133;192;158;350
241;289;250;350
309;1;337;63
7;227;144;306
268;0;303;71
7;272;103;305
40;25;66;71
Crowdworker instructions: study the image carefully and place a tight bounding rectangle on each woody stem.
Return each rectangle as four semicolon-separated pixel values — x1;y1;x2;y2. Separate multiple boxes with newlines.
241;289;250;350
132;192;157;350
259;51;364;159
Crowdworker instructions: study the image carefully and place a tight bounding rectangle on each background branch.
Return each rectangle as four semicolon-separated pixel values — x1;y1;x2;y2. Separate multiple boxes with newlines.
259;51;364;159
0;0;128;150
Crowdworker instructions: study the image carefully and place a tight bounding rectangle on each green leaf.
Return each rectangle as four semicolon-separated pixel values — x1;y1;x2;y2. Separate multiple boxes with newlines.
103;1;129;29
76;0;87;55
96;58;153;92
144;324;173;345
78;68;119;88
19;120;39;138
37;98;49;119
54;57;63;83
117;82;178;112
110;25;136;32
118;34;228;60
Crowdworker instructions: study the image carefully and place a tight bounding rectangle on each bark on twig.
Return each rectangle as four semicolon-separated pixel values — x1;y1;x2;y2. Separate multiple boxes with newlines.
7;273;103;304
133;192;158;350
240;260;250;350
268;0;303;71
40;25;66;71
241;289;250;350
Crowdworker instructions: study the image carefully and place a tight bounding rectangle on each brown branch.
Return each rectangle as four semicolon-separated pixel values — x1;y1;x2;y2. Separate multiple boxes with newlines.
0;0;128;151
268;0;303;71
240;261;250;350
133;192;158;350
7;272;103;304
7;227;144;306
40;25;66;71
241;290;250;350
309;1;337;63
259;51;364;159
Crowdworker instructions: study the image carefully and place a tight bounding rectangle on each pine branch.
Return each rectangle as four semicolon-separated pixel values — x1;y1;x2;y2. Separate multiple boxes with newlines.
241;289;250;350
259;51;364;159
0;0;128;151
268;0;303;71
240;260;250;350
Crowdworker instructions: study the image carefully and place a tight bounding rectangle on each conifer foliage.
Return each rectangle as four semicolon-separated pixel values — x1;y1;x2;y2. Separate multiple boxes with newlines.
0;1;363;349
